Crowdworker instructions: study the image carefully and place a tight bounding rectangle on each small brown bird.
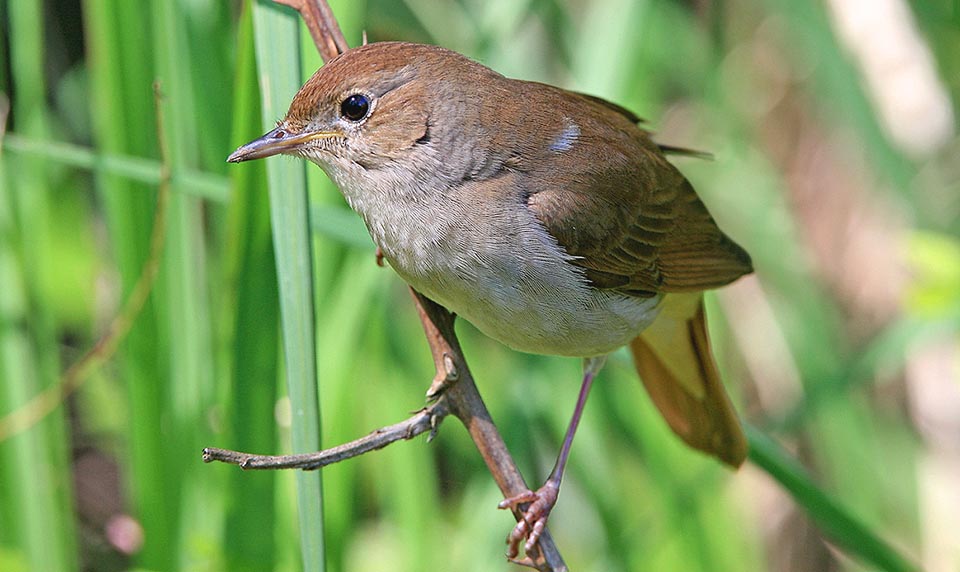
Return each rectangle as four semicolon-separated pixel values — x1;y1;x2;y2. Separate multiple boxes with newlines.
229;41;751;559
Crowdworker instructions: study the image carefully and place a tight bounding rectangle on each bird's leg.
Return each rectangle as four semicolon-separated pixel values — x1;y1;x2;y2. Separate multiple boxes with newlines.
499;355;607;561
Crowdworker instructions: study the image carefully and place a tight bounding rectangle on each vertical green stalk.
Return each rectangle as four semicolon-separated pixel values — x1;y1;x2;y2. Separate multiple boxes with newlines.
150;0;220;568
81;0;173;569
222;2;279;570
300;3;363;569
0;1;76;570
251;2;325;570
0;165;76;572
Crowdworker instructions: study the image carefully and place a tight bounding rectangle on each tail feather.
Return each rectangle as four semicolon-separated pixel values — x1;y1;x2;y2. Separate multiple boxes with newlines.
629;294;747;467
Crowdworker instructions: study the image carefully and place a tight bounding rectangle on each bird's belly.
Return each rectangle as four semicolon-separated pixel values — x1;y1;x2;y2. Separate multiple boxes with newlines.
394;258;663;357
460;288;662;357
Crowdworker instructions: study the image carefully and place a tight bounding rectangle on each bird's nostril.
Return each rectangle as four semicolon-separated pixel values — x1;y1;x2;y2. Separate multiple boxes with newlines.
272;129;286;139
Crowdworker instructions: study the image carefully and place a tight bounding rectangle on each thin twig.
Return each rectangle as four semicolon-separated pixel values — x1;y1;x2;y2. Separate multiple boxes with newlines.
203;398;448;469
0;83;171;442
274;0;349;62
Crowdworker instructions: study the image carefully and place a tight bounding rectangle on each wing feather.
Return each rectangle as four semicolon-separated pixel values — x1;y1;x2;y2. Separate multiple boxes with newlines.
518;91;752;296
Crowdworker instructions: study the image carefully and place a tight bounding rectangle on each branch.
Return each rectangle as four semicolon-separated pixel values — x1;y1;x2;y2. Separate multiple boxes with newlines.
203;399;448;469
203;287;567;570
274;0;348;62
410;290;567;572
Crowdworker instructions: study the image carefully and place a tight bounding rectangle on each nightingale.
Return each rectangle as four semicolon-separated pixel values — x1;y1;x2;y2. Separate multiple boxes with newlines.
229;41;752;559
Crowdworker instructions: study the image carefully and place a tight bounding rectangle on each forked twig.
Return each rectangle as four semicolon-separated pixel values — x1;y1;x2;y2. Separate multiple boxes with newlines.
204;398;448;469
206;288;566;571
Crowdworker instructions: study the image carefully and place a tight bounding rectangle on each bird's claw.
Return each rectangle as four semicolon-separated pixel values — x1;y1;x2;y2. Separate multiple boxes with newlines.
498;480;560;561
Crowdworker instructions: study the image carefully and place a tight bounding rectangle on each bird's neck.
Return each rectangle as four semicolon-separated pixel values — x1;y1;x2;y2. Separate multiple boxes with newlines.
313;156;455;272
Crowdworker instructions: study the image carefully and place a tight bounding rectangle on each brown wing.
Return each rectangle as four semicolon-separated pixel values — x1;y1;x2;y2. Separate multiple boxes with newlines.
520;91;752;296
492;82;751;466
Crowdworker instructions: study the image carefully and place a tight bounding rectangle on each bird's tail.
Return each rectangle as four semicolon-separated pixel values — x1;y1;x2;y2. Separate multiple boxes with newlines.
629;293;747;467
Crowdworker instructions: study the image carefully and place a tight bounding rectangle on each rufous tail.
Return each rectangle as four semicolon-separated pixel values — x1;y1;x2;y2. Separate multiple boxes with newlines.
629;293;747;467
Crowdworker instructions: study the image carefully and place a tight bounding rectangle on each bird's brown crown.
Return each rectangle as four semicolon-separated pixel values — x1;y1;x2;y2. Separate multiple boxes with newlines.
283;42;491;131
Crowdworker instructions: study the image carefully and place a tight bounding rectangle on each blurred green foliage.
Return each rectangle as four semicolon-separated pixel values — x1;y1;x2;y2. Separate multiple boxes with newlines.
1;1;957;571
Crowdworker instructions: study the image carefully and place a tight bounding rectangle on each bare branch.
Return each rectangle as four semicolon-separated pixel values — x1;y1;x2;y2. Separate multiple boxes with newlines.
204;399;448;470
273;0;349;62
410;290;567;572
202;289;568;570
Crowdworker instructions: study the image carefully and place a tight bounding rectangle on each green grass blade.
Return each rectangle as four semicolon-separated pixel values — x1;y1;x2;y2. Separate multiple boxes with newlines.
1;135;230;202
251;3;325;571
746;425;918;572
150;0;225;567
221;3;280;569
0;1;77;570
0;165;76;572
82;0;176;568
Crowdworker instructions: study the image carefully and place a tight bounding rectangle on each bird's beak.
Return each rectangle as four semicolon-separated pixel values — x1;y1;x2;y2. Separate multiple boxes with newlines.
227;126;340;163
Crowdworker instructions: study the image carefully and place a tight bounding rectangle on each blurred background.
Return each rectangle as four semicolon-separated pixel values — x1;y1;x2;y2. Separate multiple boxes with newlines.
1;0;958;571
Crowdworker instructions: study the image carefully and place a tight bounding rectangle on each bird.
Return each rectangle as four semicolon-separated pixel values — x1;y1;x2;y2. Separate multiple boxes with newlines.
228;40;752;560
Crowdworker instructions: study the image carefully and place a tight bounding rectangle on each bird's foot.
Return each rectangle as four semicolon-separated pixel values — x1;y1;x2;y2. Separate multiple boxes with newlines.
497;479;560;561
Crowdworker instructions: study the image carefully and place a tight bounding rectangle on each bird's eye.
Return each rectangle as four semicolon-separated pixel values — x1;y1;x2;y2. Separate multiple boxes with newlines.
340;94;370;122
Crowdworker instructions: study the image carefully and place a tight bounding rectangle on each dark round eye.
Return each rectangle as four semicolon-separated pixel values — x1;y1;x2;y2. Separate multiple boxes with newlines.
340;94;370;122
